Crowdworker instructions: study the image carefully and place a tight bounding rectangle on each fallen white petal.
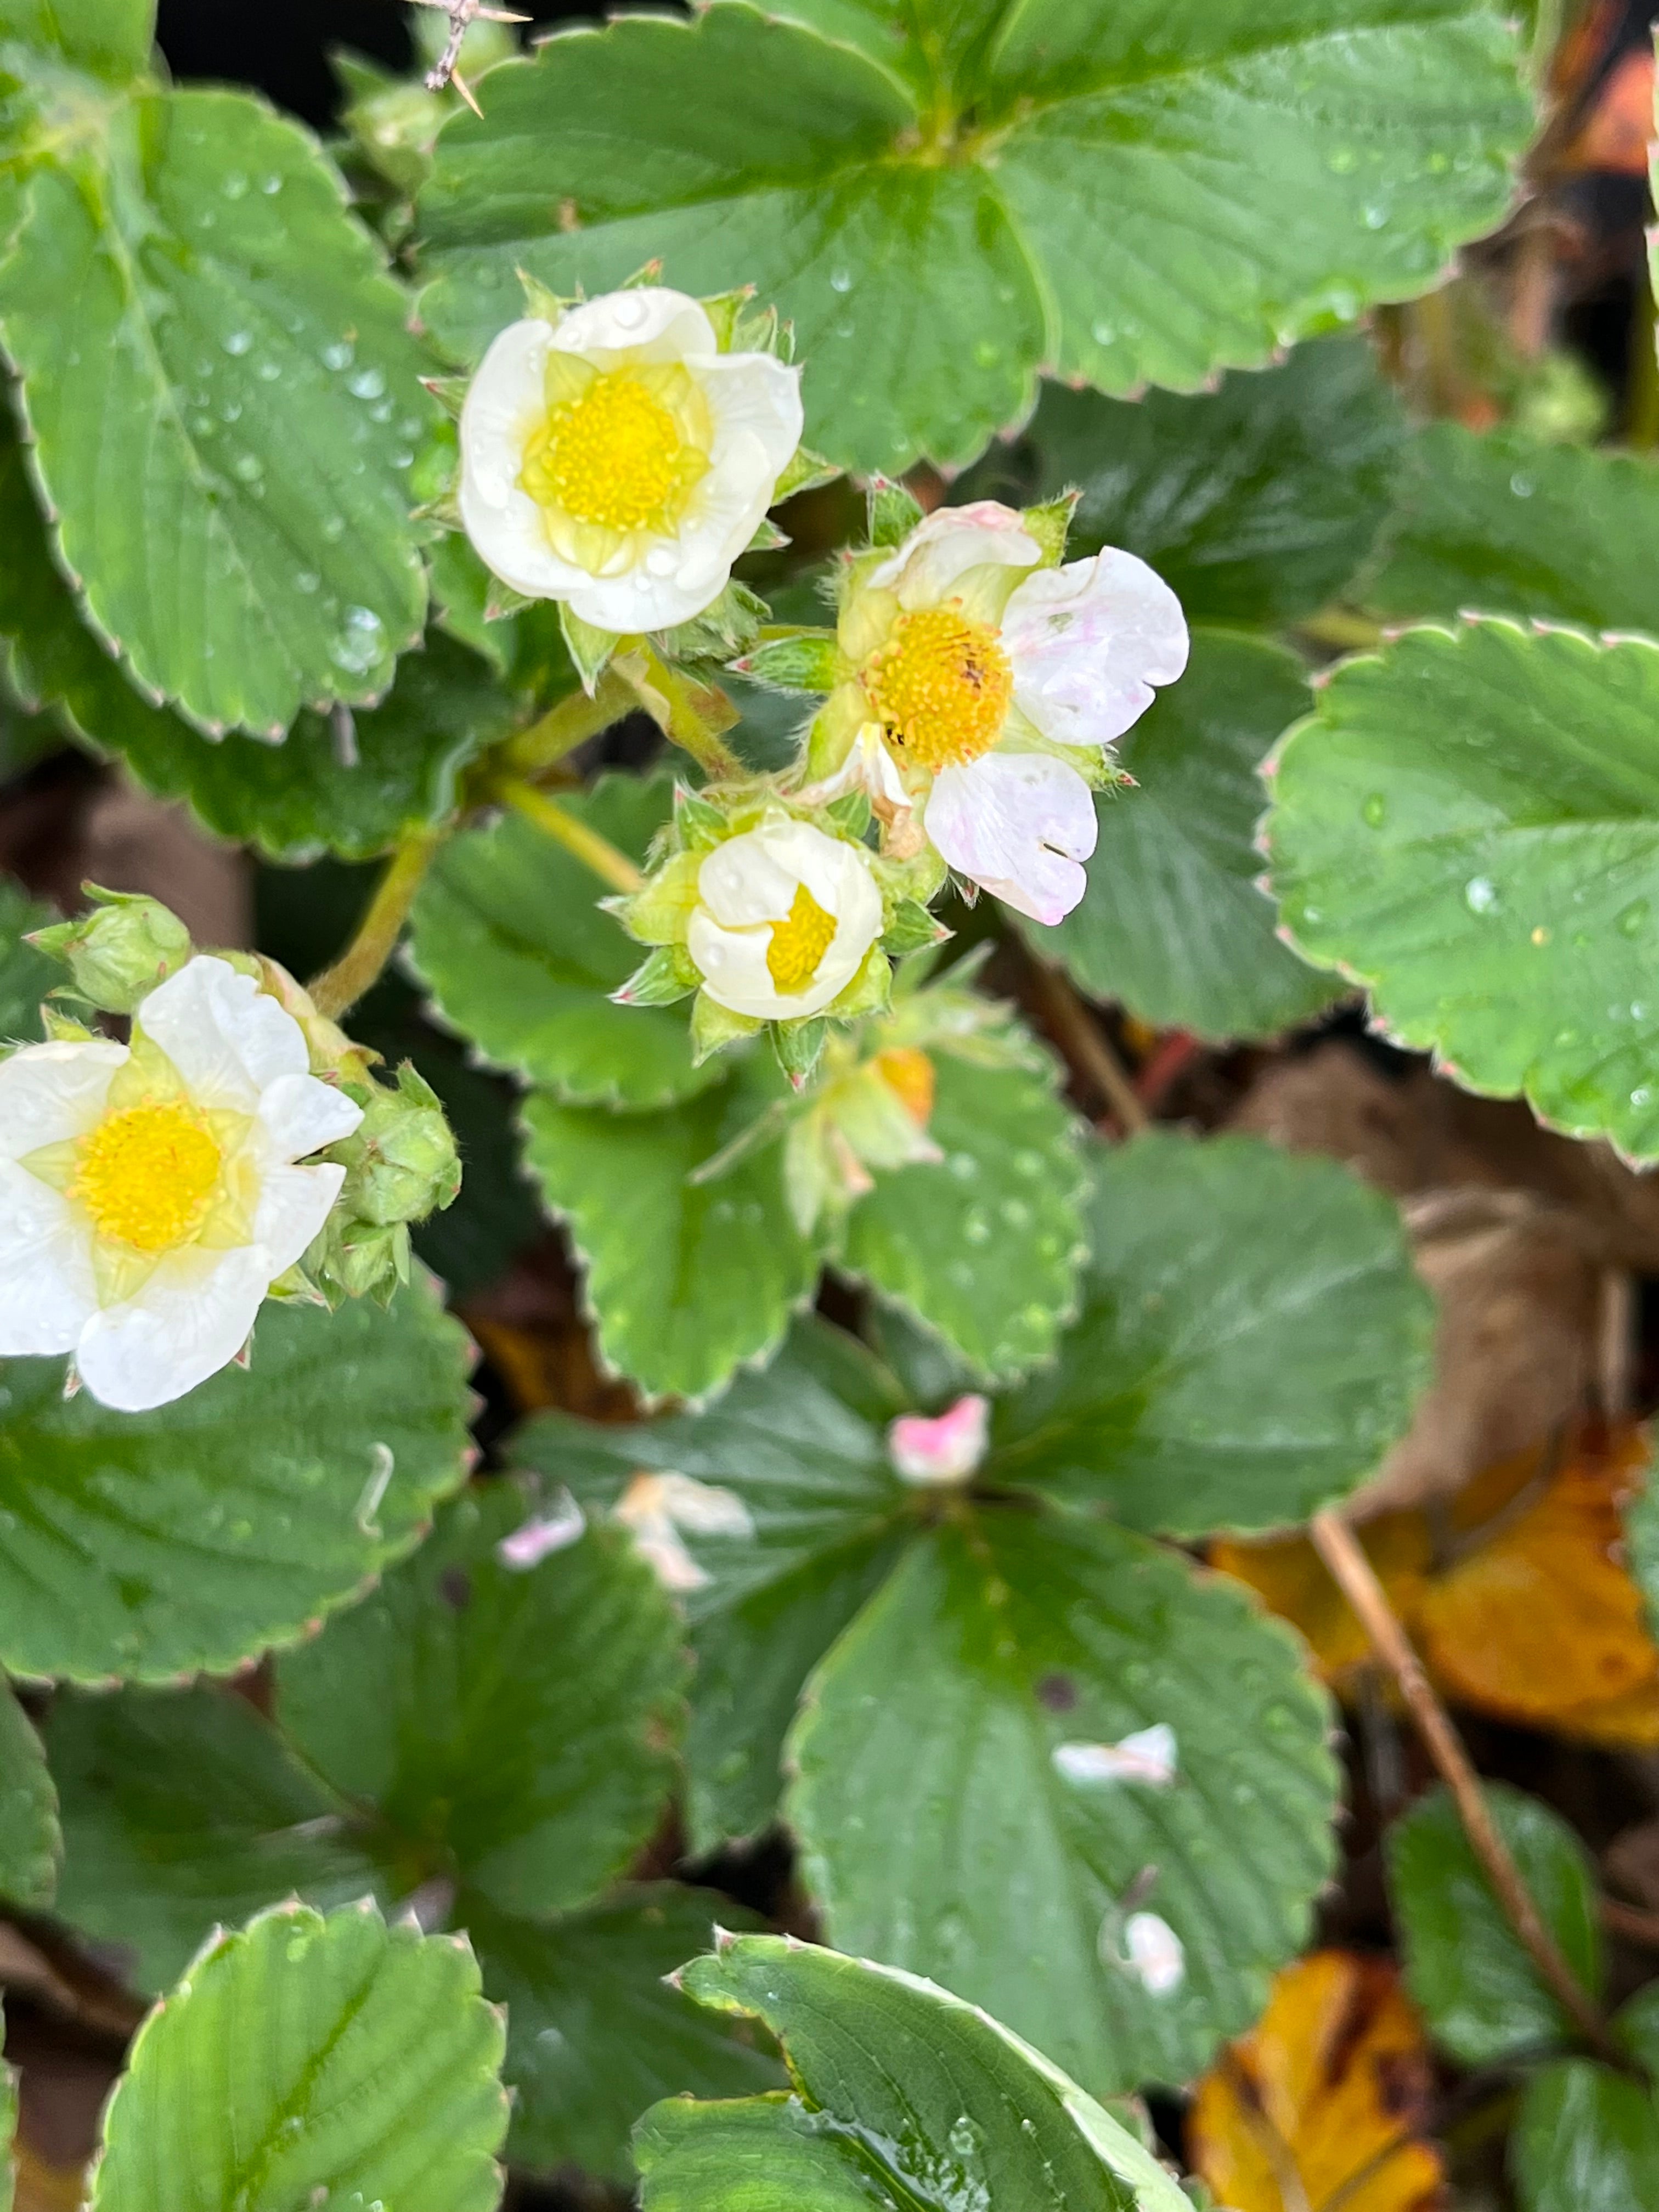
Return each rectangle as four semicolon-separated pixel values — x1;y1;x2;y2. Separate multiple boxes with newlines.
1122;1912;1186;1996
497;1492;588;1570
1052;1724;1178;1788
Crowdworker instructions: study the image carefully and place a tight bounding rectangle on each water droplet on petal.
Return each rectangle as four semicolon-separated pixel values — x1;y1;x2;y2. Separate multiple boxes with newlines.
1464;875;1499;915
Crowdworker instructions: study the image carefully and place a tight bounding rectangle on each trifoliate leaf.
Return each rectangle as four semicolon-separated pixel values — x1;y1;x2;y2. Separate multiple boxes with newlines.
1;83;434;735
639;1932;1192;2212
1265;619;1659;1159
521;1059;820;1402
1513;1991;1659;2212
417;3;1528;474
469;1889;783;2183
0;1678;56;1908
1031;633;1345;1041
518;1319;917;1847
276;1485;686;1919
49;1684;382;1992
969;336;1406;627
841;1048;1088;1380
3;434;483;863
410;774;718;1109
0;876;55;1044
1364;422;1659;633
87;1903;507;2212
988;1132;1434;1538
1386;1782;1602;2067
0;1278;473;1683
787;1506;1338;2096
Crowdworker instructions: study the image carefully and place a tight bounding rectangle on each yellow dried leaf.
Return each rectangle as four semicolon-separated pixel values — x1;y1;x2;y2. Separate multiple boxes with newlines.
1188;1951;1444;2212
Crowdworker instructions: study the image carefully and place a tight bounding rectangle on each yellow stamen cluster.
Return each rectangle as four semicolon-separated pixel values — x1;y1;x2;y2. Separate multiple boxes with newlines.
71;1103;222;1254
873;1046;936;1127
863;605;1014;770
521;369;703;535
767;883;838;994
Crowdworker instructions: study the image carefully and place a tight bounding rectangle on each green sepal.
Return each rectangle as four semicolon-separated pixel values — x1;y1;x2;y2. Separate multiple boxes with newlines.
487;579;538;623
519;268;575;324
616;944;701;1007
37;1005;98;1043
873;842;949;908
560;603;619;693
616;849;704;945
735;630;848;693
1022;491;1079;567
882;897;949;957
699;287;758;348
690;990;764;1064
744;518;791;554
420;373;472;422
823;790;872;840
675;788;730;851
773;447;841;503
825;945;893;1022
771;1017;827;1087
264;1262;329;1307
412;486;465;532
307;1217;414;1310
867;476;924;548
326;1062;464;1229
659;582;768;665
732;302;791;361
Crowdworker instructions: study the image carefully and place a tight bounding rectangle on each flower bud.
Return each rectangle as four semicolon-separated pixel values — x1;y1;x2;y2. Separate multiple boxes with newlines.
329;1064;462;1229
30;887;191;1014
309;1217;412;1309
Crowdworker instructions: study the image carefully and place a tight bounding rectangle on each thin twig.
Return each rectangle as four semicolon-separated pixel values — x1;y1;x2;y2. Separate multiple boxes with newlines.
413;0;529;107
501;779;644;895
1024;959;1150;1132
1310;1506;1627;2070
500;670;637;777
309;827;445;1020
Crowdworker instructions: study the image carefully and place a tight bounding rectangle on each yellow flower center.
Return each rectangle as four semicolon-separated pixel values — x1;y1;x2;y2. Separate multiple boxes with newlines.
766;883;838;994
862;605;1014;770
521;369;702;535
71;1103;223;1254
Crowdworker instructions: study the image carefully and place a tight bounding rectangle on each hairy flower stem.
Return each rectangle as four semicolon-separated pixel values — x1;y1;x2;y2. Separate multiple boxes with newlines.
501;779;644;895
500;670;637;777
620;644;743;779
309;826;445;1020
1310;1506;1630;2073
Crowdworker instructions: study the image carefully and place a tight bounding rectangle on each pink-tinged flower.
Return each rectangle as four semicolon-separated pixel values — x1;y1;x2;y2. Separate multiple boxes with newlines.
819;503;1188;923
614;1470;755;1592
888;1392;989;1486
496;1492;586;1569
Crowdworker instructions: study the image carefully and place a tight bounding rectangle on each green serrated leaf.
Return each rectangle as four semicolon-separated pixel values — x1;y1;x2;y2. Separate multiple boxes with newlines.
517;1319;914;1848
988;1131;1434;1538
0;1678;56;1909
0;1278;473;1683
0;877;55;1045
786;1507;1338;2097
1513;1991;1659;2212
965;335;1406;627
841;1048;1087;1380
49;1683;383;1992
470;1889;783;2182
521;1058;819;1402
1;86;436;736
1265;619;1659;1158
276;1485;686;1920
409;772;718;1109
1363;421;1659;632
639;1936;1187;2212
1386;1782;1601;2068
88;1903;507;2212
417;4;1528;475
1031;631;1345;1041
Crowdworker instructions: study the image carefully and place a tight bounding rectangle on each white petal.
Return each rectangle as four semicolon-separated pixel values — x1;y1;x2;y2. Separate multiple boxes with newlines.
653;1471;756;1538
1122;1912;1186;1996
497;1494;586;1569
460;317;553;516
551;286;716;358
75;1244;270;1412
697;832;800;929
137;957;307;1111
871;501;1040;608
0;1040;125;1161
257;1071;363;1163
699;351;804;478
926;754;1098;926
255;1161;346;1278
1053;1724;1178;1788
1003;549;1189;747
463;483;599;604
686;912;796;1019
565;548;733;633
0;1161;95;1353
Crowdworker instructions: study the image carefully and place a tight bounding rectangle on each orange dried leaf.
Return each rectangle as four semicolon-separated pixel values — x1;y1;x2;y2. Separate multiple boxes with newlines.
1211;1516;1431;1684
1417;1426;1659;1745
1188;1951;1444;2212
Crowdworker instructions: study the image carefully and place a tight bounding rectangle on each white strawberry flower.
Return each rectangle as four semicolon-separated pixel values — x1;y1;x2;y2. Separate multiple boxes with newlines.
687;815;884;1022
823;501;1188;923
459;286;804;633
0;956;362;1412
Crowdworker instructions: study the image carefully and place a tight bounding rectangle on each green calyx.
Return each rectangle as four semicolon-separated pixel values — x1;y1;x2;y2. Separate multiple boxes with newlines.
30;885;193;1015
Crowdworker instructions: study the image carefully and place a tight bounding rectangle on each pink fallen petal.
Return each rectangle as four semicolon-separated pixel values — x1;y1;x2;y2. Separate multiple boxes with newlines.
889;1392;990;1485
496;1493;586;1569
